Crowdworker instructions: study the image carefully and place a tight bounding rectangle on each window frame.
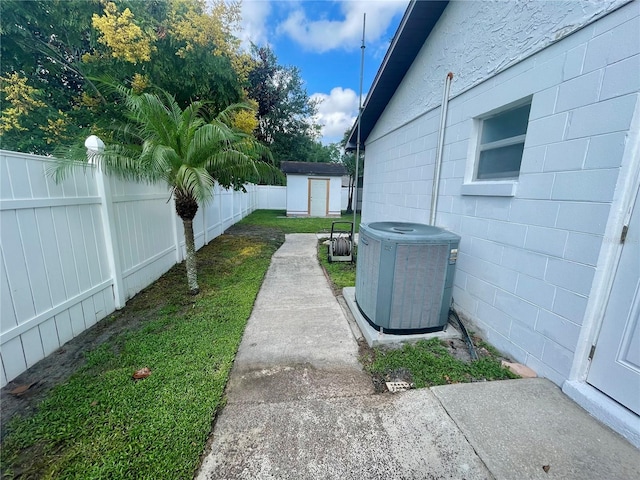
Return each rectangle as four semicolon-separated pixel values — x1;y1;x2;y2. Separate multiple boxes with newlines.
461;97;532;197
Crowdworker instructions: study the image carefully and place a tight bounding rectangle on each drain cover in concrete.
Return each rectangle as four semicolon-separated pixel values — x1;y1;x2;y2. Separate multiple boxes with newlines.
386;381;413;393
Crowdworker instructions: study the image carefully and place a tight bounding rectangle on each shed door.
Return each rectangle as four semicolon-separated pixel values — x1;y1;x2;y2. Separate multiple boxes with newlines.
587;188;640;415
308;178;329;217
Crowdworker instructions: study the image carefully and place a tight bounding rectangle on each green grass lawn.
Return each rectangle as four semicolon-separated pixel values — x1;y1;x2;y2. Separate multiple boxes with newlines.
236;209;360;234
1;234;278;479
365;338;519;388
317;242;357;292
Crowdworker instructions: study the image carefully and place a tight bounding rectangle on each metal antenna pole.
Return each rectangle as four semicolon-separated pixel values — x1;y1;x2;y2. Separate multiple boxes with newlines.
353;13;365;236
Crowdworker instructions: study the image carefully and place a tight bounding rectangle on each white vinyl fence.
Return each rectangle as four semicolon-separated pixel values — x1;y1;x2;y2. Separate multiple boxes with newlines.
0;149;257;387
257;185;286;209
255;185;361;212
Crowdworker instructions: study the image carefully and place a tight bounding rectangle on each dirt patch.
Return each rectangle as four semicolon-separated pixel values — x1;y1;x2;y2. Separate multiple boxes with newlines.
443;337;475;363
357;338;419;394
224;223;284;249
356;339;386;394
0;275;185;440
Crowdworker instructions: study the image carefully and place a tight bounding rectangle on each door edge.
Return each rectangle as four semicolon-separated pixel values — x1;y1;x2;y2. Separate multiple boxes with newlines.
569;95;640;383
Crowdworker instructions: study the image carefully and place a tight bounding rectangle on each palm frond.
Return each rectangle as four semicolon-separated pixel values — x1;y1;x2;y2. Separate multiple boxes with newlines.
50;85;278;196
49;141;95;182
185;122;234;167
174;164;215;203
125;93;178;148
231;135;273;160
139;142;178;181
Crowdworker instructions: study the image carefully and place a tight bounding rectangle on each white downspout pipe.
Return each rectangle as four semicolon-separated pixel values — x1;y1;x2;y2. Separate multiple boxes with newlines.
430;72;453;226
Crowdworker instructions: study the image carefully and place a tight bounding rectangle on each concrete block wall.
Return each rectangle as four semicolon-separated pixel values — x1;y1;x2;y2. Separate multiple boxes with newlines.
361;2;639;385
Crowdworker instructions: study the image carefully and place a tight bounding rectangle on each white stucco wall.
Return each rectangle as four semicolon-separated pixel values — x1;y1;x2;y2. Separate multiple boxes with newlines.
369;0;632;143
361;0;639;386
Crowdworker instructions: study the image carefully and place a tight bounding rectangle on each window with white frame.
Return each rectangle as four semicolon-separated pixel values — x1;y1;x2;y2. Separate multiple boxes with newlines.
474;101;531;180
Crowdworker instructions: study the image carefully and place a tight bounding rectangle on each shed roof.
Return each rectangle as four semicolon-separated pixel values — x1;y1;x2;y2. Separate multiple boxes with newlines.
280;161;347;176
346;0;449;150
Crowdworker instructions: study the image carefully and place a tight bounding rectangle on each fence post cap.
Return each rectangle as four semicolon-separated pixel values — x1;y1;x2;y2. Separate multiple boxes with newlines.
85;135;105;151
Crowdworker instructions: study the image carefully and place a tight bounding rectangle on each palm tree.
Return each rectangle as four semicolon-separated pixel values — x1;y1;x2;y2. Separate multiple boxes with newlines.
56;87;278;294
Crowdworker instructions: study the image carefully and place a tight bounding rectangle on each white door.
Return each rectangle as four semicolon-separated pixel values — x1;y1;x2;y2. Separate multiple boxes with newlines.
309;179;328;217
587;188;640;415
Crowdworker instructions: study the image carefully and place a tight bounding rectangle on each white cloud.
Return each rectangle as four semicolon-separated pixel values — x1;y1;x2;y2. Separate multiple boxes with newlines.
236;0;273;49
277;1;408;53
232;1;405;144
311;87;362;144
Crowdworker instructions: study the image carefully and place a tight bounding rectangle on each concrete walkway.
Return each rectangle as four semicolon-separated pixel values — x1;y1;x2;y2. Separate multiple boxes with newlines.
196;234;639;480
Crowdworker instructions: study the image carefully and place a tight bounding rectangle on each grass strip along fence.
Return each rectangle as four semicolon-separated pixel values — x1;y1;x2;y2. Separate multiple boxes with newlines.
1;232;279;479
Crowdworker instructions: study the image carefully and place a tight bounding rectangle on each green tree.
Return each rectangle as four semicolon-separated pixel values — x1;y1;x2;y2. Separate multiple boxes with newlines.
247;46;324;164
269;131;336;165
55;87;279;294
0;0;103;153
0;0;248;154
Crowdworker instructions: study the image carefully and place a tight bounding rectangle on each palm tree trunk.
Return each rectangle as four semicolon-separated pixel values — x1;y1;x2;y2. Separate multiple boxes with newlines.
174;190;200;295
182;219;199;295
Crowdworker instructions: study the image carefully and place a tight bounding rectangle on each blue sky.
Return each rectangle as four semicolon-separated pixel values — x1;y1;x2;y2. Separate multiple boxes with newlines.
236;0;410;144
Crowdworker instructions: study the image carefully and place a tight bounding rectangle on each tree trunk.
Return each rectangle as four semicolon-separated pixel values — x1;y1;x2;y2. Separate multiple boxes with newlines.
346;176;354;214
174;190;200;295
182;218;199;295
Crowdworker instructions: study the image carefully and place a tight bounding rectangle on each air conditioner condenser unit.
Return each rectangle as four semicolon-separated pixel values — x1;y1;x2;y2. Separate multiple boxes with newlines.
355;222;460;334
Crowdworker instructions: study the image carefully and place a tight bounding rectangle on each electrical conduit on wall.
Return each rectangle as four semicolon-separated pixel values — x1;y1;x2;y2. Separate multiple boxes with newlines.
430;72;453;226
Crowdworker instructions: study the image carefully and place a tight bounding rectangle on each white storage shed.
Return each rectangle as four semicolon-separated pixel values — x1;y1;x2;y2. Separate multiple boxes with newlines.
280;161;347;217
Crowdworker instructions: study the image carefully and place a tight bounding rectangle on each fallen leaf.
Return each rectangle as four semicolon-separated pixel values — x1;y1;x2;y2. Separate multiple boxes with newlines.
91;401;98;406
133;367;152;379
542;465;550;473
9;382;36;396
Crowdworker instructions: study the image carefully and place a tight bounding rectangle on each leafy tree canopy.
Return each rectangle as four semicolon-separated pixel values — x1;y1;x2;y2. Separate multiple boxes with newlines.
1;0;250;154
1;0;334;177
246;45;334;166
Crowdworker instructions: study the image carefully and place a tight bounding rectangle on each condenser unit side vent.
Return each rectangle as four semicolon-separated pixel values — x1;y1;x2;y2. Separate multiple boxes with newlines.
391;243;449;331
355;235;381;322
